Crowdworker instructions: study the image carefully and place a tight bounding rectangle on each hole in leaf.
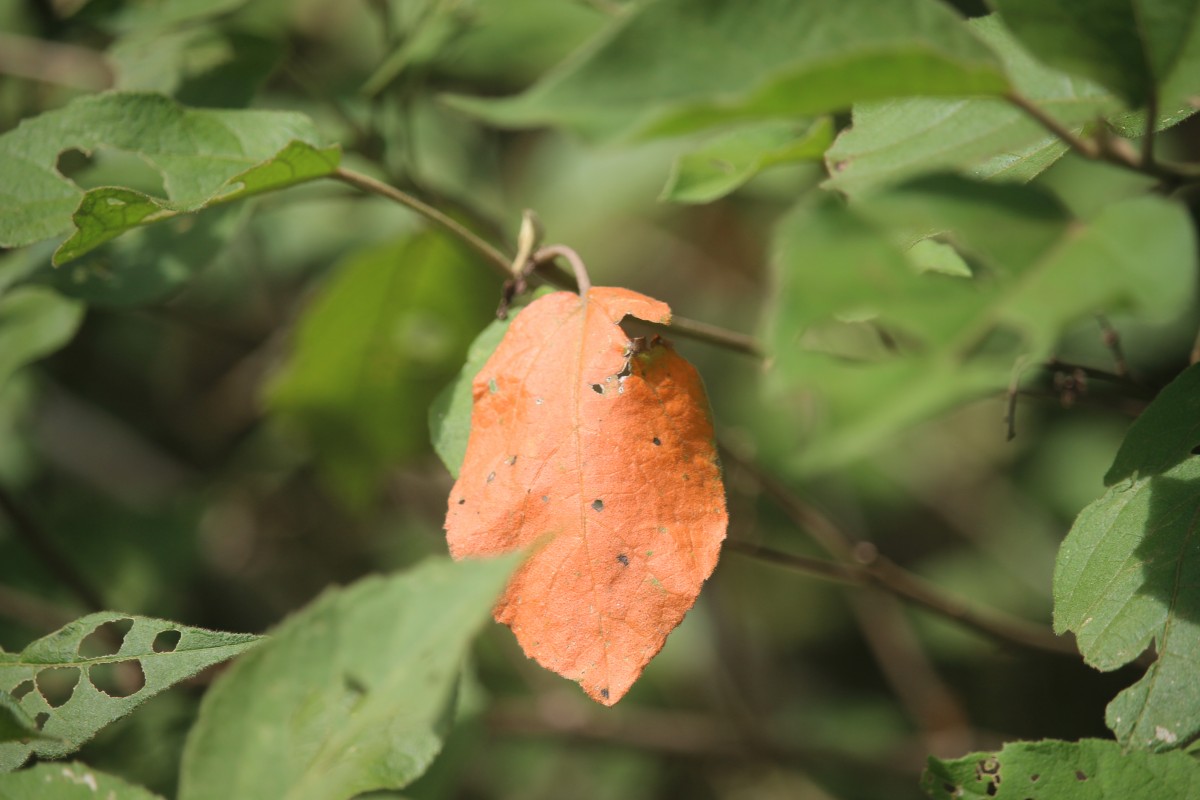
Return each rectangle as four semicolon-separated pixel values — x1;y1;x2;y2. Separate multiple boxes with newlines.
36;667;80;708
591;384;603;394
79;618;134;658
652;437;661;446
33;712;48;731
89;660;145;698
986;783;997;797
592;499;604;511
152;629;181;653
55;148;94;180
486;471;496;483
11;680;34;701
616;554;629;566
541;495;549;503
488;378;498;394
506;455;517;466
457;498;466;505
599;688;609;700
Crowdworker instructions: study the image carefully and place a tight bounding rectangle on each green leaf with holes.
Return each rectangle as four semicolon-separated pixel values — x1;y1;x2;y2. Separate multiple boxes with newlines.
448;0;1007;140
178;554;518;800
0;762;166;799
660;118;833;204
0;287;84;391
1055;363;1200;751
0;613;263;772
921;738;1200;798
0;92;339;265
824;16;1122;197
991;0;1200;114
766;179;1197;475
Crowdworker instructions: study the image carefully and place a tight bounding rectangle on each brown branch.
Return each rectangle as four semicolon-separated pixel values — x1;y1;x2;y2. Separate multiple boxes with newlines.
719;446;1078;658
0;484;105;612
333;167;766;358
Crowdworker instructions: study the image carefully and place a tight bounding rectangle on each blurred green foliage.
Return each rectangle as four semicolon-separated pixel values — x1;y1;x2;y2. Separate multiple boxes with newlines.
0;0;1197;798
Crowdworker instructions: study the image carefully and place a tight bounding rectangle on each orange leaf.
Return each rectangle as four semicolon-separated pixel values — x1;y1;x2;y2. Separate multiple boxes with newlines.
445;287;727;705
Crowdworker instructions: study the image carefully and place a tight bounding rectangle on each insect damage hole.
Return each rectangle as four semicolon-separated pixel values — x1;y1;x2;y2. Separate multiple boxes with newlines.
591;383;604;394
78;617;134;658
652;437;661;446
592;499;604;511
36;667;81;708
11;680;33;701
89;660;145;698
153;629;181;653
616;554;629;566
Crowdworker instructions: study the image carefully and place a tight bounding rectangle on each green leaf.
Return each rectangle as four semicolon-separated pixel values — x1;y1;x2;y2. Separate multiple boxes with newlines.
766;180;1197;474
824;16;1119;197
265;232;497;506
991;0;1200;114
0;613;263;771
0;762;165;799
921;738;1200;798
1055;363;1200;751
448;0;1007;140
660;119;833;204
178;554;518;800
0;692;45;745
0;287;84;390
0;92;339;264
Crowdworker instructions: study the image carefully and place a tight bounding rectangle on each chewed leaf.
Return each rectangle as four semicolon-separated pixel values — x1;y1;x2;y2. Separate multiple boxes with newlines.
0;92;339;265
921;738;1200;798
0;762;166;799
0;612;262;772
0;287;84;391
0;692;46;745
445;288;728;705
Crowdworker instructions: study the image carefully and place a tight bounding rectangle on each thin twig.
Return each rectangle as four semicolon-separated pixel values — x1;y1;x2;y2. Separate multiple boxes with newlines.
719;445;1078;658
1094;315;1130;379
332;167;766;358
332;167;513;279
532;245;592;296
0;485;105;612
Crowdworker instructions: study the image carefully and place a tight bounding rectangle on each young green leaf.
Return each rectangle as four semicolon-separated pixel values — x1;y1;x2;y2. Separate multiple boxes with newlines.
178;555;518;800
0;92;339;264
0;287;84;391
0;613;262;772
265;232;497;505
0;762;166;799
921;738;1200;798
660;119;833;204
1055;363;1200;751
766;180;1197;474
448;0;1007;140
824;16;1120;197
992;0;1200;115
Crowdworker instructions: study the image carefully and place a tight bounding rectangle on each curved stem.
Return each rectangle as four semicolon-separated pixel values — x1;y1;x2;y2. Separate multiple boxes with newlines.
533;245;592;296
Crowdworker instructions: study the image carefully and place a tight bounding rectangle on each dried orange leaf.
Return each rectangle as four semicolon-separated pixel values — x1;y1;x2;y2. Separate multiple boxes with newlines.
445;287;727;705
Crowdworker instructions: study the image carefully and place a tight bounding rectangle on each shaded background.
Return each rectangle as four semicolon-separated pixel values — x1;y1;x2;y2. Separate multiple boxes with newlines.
1;1;1198;798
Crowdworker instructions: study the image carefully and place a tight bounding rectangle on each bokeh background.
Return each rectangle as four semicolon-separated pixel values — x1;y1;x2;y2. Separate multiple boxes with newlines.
1;1;1198;798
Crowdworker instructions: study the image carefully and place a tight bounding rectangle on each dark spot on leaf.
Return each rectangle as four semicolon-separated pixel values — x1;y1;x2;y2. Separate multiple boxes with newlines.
600;688;609;700
152;629;181;653
488;378;498;394
11;681;33;701
942;784;957;794
506;455;517;465
617;554;629;566
986;783;997;797
592;499;604;511
343;673;368;696
541;495;549;502
458;498;465;505
1030;774;1040;782
36;667;80;708
682;473;690;481
89;660;145;698
592;383;603;394
487;471;496;483
79;617;134;658
33;712;48;731
1075;770;1087;781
